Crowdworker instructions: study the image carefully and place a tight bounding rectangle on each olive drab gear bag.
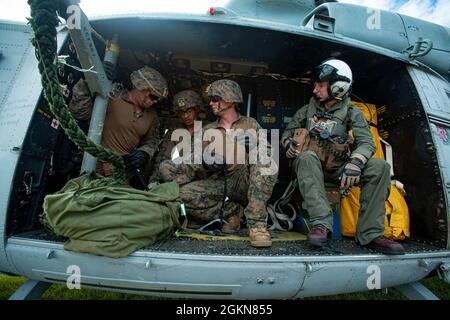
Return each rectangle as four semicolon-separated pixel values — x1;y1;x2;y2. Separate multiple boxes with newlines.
43;172;184;258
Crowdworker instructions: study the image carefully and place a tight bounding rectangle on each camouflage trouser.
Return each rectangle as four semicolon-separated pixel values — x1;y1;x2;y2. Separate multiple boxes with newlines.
159;160;206;185
293;150;391;245
180;165;278;228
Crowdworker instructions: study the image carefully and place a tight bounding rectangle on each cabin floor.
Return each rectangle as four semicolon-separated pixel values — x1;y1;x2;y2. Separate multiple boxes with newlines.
14;229;445;257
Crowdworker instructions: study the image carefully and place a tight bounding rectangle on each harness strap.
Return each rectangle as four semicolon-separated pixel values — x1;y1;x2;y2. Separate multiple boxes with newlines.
379;137;394;177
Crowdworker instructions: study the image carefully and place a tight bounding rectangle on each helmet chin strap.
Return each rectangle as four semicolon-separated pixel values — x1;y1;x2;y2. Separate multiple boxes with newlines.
314;94;335;105
216;101;234;114
315;84;343;105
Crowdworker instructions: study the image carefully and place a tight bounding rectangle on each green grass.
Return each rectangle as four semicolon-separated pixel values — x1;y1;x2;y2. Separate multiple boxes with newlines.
307;277;450;300
1;274;448;300
0;275;157;300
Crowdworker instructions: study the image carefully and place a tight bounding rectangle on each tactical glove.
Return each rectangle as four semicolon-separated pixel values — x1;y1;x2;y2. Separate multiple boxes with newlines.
340;158;365;190
129;174;148;191
123;149;150;171
202;153;227;173
285;138;300;159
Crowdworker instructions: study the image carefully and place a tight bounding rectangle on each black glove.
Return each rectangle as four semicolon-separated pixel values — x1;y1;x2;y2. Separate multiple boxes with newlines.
129;175;147;191
202;153;227;173
340;158;365;190
284;138;299;159
103;61;116;81
123;149;150;171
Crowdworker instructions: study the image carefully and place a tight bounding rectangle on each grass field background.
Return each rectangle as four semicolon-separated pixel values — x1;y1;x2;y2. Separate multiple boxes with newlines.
1;274;449;300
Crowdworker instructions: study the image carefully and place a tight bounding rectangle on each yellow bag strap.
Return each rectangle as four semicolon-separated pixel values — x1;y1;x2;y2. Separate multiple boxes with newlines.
392;180;406;196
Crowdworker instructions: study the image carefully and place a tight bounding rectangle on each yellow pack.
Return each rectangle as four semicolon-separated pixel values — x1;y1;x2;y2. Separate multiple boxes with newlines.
340;183;410;240
348;126;384;159
384;183;410;240
350;101;377;126
340;102;410;240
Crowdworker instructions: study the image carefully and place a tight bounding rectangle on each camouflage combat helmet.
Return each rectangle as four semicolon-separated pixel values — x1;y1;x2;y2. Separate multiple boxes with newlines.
130;66;168;99
173;90;204;112
206;79;243;103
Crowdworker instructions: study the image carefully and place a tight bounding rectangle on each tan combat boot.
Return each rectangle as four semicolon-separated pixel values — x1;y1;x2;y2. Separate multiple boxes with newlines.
249;227;272;248
222;208;243;234
222;215;241;234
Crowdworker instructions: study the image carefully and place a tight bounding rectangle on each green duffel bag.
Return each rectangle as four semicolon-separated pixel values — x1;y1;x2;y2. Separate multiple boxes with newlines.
43;172;184;258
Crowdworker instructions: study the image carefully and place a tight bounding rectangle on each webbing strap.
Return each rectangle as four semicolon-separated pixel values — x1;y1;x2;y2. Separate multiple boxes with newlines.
267;180;298;231
379;137;394;177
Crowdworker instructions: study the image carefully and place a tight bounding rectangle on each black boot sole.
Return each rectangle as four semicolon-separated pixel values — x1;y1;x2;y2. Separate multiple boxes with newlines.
308;239;328;247
365;245;405;255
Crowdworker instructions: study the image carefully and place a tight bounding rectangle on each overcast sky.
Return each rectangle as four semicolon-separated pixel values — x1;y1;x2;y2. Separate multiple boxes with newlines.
0;0;448;27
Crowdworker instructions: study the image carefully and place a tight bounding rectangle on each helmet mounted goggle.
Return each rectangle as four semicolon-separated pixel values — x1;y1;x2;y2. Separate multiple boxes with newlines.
315;64;351;85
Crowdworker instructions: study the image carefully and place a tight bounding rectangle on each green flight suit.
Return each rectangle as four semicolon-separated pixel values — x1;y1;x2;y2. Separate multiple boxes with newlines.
282;97;390;245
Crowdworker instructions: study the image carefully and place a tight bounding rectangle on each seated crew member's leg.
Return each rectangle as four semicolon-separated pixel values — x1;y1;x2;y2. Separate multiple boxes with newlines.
293;150;333;244
222;166;253;233
244;163;277;247
357;158;390;244
180;176;242;226
159;159;197;185
358;158;405;254
244;166;277;227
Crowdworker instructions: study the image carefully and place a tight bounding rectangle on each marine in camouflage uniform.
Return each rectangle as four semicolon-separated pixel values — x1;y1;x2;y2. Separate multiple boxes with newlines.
180;79;278;248
154;89;208;185
69;66;168;187
281;59;404;255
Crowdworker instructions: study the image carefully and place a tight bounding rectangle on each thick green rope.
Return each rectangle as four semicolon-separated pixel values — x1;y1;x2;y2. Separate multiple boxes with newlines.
27;0;125;186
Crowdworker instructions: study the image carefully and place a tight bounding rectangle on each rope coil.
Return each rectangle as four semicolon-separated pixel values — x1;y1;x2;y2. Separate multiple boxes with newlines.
27;0;125;186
